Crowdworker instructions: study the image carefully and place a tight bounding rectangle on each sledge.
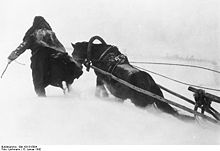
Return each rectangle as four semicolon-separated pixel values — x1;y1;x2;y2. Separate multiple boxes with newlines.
71;35;220;125
91;65;220;124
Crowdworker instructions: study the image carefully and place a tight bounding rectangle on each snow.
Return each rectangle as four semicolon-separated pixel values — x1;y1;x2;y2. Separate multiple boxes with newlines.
0;55;220;145
0;0;220;146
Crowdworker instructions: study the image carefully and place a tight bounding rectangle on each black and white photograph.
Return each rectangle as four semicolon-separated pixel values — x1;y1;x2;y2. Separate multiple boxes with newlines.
0;0;220;148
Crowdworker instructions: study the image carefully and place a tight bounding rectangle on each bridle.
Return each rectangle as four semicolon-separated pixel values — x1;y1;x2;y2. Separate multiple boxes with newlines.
84;45;114;71
98;46;114;61
73;36;121;72
73;45;114;71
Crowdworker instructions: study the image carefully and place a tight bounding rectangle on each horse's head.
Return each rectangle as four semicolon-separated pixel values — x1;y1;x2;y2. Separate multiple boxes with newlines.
71;36;108;71
72;36;108;64
71;42;88;65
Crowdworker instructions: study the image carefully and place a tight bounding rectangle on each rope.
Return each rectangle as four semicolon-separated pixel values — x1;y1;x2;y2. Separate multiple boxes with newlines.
1;63;9;79
14;60;26;66
133;65;220;92
130;61;220;74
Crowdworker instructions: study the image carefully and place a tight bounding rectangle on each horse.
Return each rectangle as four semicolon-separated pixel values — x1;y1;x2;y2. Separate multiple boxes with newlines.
71;36;179;116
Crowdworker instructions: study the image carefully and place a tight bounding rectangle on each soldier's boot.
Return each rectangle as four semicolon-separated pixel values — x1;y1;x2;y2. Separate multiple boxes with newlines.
35;88;46;97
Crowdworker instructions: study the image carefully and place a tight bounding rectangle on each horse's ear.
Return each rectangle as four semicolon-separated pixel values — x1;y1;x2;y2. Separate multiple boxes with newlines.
71;43;75;48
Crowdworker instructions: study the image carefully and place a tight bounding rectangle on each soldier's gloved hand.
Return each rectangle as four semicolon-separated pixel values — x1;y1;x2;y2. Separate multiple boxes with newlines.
8;51;19;62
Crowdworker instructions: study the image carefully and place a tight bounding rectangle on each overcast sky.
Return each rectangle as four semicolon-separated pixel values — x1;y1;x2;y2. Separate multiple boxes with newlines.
0;1;220;146
0;0;219;60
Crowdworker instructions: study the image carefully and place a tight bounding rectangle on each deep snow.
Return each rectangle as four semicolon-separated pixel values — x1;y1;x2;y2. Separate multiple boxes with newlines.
0;53;220;144
0;0;220;145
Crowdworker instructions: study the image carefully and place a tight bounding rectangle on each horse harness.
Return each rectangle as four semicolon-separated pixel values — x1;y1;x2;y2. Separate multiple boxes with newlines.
97;46;128;74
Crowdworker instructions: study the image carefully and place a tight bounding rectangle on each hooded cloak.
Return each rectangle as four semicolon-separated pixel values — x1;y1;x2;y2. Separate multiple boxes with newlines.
24;16;66;53
8;16;83;96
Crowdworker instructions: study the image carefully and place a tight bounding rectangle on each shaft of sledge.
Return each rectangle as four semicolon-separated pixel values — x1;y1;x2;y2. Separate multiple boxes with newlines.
158;84;195;105
91;65;219;124
188;86;220;104
159;84;220;120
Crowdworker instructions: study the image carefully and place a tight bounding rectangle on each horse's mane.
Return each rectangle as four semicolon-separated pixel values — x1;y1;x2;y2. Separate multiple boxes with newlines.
73;40;119;57
75;41;109;50
75;41;88;47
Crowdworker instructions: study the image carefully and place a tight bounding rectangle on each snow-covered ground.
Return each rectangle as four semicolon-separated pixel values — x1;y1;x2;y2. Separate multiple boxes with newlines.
0;50;220;144
0;0;220;146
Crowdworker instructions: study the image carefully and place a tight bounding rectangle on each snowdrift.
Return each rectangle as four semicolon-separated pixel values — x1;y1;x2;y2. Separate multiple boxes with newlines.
0;58;220;144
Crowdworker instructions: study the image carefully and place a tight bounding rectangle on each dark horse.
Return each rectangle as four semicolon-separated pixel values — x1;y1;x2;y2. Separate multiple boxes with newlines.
71;36;179;116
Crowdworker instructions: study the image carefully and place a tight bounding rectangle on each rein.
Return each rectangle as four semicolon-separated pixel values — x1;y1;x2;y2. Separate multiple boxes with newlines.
97;46;113;61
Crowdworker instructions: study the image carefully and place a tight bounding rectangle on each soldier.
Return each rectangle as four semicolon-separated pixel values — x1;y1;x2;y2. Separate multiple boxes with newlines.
8;16;82;97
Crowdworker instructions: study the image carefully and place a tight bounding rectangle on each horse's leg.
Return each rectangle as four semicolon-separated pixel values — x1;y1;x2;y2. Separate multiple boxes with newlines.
61;81;73;94
62;81;68;95
129;71;179;115
64;80;73;93
149;85;178;115
95;76;109;97
154;100;178;115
